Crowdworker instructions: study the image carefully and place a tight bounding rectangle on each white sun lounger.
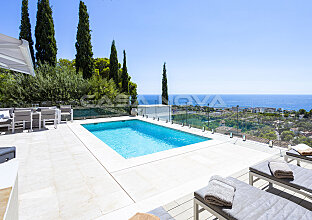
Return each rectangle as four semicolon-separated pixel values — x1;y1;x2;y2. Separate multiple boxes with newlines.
249;160;312;200
284;149;312;166
194;177;312;220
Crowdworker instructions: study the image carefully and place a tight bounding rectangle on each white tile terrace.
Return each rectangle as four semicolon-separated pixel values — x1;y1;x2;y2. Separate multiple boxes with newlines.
0;116;285;219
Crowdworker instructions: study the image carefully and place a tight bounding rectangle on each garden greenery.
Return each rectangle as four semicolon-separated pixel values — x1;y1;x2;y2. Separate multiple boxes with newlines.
0;60;136;108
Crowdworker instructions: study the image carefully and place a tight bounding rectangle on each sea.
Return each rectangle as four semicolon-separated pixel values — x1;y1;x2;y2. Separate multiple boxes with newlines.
137;94;312;111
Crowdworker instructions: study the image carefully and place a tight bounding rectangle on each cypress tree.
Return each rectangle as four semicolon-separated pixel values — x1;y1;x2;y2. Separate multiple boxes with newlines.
109;40;119;86
75;1;94;79
162;62;168;105
121;50;129;94
19;0;35;64
35;0;57;66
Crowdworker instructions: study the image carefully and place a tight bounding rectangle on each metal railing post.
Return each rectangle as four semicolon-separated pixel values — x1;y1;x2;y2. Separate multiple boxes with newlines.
186;104;188;126
236;105;239;136
155;100;157;119
168;101;171;122
207;103;210;129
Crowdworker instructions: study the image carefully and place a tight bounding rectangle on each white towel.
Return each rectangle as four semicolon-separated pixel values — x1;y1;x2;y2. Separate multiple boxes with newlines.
204;175;236;207
292;144;311;151
268;160;294;179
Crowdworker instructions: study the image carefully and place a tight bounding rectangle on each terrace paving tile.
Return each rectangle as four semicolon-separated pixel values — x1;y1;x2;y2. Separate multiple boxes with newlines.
175;193;193;205
167;203;189;217
174;207;193;220
19;186;59;219
162;201;179;211
0;122;134;219
95;190;134;215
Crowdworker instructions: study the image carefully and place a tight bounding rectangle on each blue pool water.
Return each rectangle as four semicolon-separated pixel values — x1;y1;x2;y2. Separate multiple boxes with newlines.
82;120;210;159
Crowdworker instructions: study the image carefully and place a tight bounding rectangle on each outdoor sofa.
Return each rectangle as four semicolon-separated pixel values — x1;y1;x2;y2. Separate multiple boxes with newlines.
284;149;312;166
194;177;312;220
249;160;312;200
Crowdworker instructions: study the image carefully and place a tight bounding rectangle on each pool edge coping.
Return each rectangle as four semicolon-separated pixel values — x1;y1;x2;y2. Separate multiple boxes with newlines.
68;116;229;173
81;118;212;159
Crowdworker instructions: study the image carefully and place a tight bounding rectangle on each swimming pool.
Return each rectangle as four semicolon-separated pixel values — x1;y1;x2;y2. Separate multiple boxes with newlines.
82;120;210;159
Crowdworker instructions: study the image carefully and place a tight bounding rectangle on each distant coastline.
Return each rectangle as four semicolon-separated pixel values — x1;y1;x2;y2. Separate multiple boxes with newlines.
138;94;312;111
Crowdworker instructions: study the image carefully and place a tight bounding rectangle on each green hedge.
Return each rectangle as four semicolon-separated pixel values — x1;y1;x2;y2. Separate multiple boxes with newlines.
0;62;121;107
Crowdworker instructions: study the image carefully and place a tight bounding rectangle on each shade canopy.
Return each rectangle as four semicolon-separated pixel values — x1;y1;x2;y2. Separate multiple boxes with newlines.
0;33;35;76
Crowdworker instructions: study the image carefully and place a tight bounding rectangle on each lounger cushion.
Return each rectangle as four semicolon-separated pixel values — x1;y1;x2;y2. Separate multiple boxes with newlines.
194;177;312;220
148;207;174;220
286;149;312;162
250;161;312;193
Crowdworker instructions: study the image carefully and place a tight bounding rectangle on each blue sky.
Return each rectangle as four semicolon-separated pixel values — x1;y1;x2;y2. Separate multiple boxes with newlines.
2;0;312;94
